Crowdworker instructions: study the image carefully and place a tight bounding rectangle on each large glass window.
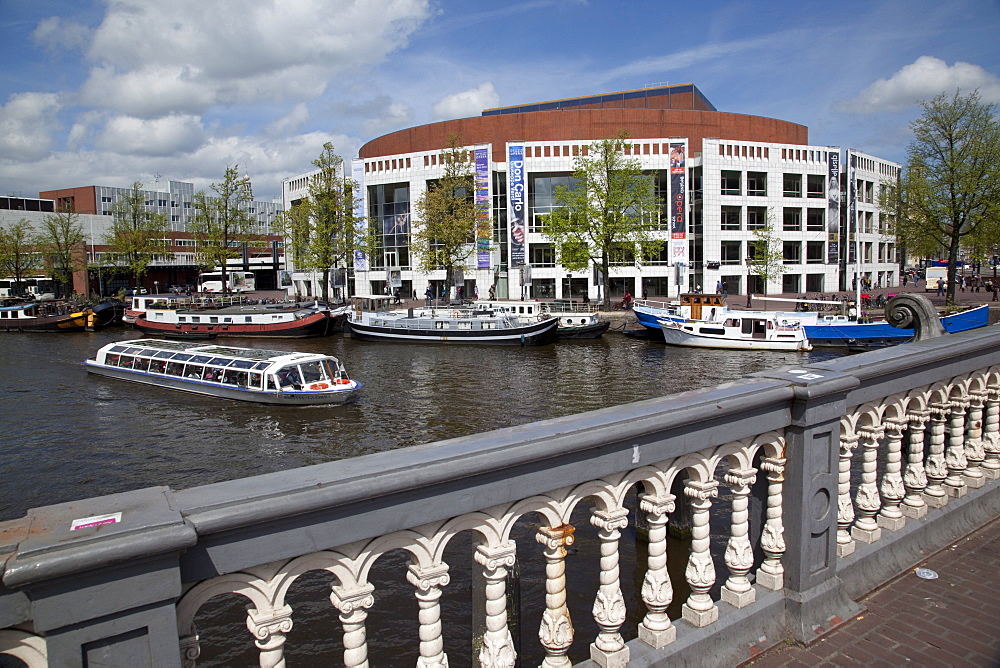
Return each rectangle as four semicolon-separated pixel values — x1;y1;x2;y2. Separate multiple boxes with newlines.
806;208;825;231
746;171;767;197
528;243;555;267
806;241;825;264
783;173;802;197
720;206;741;231
529;173;578;233
807;174;825;198
783;207;802;231
721;170;741;196
747;206;768;230
368;183;410;269
492;171;508;269
721;240;742;265
783;241;801;264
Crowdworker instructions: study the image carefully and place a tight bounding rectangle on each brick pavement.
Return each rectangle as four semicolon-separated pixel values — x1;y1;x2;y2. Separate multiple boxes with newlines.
743;517;1000;667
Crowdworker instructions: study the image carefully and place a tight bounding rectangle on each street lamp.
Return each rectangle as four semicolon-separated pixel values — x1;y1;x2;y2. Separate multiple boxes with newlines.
154;280;159;295
745;258;753;308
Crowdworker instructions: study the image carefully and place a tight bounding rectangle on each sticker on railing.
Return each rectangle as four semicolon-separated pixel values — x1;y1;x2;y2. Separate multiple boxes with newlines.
788;369;824;381
70;512;122;531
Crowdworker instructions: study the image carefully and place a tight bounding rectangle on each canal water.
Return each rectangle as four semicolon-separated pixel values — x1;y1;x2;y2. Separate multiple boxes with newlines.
0;328;845;665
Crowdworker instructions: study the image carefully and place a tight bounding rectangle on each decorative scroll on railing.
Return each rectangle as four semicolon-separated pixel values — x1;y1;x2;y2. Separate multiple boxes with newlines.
1;325;997;667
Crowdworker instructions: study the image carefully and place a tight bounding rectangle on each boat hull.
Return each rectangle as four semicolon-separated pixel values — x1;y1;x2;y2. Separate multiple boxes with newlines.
804;304;990;348
134;310;338;338
660;322;811;351
347;316;559;345
1;310;90;332
85;362;359;405
557;321;611;339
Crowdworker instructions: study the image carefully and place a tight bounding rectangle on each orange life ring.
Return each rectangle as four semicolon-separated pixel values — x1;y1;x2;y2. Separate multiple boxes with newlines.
309;382;330;390
451;310;461;317
334;378;351;385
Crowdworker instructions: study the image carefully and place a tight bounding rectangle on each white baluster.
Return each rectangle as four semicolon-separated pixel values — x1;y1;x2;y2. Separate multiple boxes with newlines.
983;388;1000;480
180;631;201;668
407;563;451;668
852;426;883;543
963;391;987;488
901;410;930;518
589;507;630;667
681;479;719;627
638;493;676;648
837;433;859;556
474;542;517;668
246;604;293;668
944;398;970;497
536;524;575;668
923;403;950;507
877;419;906;531
330;583;375;668
756;456;786;590
722;468;758;608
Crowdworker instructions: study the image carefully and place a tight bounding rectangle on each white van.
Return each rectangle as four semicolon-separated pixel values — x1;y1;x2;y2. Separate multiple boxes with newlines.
924;266;948;291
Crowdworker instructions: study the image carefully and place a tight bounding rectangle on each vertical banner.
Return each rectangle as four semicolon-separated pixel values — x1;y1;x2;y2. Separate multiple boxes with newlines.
475;145;491;268
508;143;526;267
848;152;857;266
351;158;368;271
827;149;840;264
669;142;687;264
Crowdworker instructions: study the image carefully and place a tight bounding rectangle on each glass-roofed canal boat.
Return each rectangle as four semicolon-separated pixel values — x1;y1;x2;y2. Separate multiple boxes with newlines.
85;339;361;405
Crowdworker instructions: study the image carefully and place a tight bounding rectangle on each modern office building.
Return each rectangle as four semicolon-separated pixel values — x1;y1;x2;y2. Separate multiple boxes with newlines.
284;83;900;301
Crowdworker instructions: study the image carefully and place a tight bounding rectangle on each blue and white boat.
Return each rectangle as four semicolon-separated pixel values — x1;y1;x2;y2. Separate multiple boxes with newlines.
85;339;361;405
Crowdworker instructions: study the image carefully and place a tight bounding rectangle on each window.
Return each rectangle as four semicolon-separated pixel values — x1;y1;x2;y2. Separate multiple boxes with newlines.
721;170;741;196
782;207;801;231
806;208;825;231
720;241;742;265
806;241;825;263
783;173;802;197
746;172;767;197
529;173;579;233
865;181;874;203
783;241;801;264
720;206;741;230
747;206;768;230
528;243;555;267
807;174;825;198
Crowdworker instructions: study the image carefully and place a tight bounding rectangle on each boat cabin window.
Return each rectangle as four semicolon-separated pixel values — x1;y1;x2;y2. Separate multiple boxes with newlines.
246;372;262;389
185;365;204;379
132;357;150;372
299;361;327;384
245;316;253;323
435;321;450;329
148;360;165;374
276;365;303;389
165;362;184;376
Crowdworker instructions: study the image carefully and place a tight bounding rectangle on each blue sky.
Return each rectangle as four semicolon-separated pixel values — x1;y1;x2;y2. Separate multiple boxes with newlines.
1;0;998;202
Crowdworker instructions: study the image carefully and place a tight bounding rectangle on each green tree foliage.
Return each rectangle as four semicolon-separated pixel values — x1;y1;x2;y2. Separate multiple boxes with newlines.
0;218;43;294
190;165;258;293
40;207;86;297
748;211;786;296
411;135;481;294
104;181;169;291
276;143;373;303
542;131;659;308
888;90;1000;304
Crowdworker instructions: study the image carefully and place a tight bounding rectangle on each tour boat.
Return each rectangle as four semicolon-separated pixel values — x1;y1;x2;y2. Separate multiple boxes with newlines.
133;302;348;338
0;300;120;332
659;314;812;351
85;339;361;405
346;297;559;345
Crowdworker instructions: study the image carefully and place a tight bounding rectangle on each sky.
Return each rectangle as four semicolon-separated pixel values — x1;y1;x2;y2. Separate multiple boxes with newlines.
1;0;998;203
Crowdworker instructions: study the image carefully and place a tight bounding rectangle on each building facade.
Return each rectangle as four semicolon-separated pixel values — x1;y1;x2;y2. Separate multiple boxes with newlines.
283;84;900;301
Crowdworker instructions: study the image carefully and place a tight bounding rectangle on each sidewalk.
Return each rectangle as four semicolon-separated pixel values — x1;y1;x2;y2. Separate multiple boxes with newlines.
743;517;1000;666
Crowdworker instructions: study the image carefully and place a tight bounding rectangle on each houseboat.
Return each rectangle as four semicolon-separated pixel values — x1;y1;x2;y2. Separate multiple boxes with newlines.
84;339;360;405
134;302;347;338
474;300;610;338
659;314;812;351
0;300;120;332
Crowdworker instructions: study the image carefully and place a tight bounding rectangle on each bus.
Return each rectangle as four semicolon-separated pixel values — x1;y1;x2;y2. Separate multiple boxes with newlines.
0;277;56;299
198;271;255;293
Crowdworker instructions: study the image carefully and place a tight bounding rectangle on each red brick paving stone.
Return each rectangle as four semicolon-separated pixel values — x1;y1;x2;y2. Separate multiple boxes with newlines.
741;517;1000;667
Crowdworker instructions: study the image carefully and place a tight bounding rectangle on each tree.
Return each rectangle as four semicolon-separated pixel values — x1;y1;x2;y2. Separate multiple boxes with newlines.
190;165;258;293
411;135;481;297
277;143;373;303
887;90;1000;305
104;181;169;291
542;131;659;308
0;218;43;295
747;211;786;300
40;207;86;297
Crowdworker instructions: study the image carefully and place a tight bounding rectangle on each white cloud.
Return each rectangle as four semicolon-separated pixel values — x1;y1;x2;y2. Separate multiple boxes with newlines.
78;0;433;118
0;92;63;161
846;56;1000;113
432;82;500;121
362;99;414;136
32;16;91;53
265;103;311;136
96;115;208;157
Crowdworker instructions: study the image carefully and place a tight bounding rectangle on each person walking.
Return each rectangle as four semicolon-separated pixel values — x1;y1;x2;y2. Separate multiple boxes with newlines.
424;285;433;307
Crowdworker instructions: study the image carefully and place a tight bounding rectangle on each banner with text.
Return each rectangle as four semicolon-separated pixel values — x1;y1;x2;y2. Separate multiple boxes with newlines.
827;149;841;265
475;145;491;268
508;143;526;266
351;158;368;271
669;142;688;265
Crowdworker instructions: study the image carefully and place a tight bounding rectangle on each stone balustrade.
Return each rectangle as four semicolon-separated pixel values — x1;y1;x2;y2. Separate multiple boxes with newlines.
1;325;998;667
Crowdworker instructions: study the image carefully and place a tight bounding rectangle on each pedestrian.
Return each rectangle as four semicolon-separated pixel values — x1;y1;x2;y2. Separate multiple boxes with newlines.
457;286;464;302
392;287;401;305
441;286;447;302
715;280;723;294
488;284;497;300
474;284;480;300
424;285;433;306
902;274;908;287
722;280;729;296
936;277;945;297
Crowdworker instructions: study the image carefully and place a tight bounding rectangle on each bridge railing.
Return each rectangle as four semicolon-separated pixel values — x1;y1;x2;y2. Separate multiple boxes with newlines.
1;326;998;667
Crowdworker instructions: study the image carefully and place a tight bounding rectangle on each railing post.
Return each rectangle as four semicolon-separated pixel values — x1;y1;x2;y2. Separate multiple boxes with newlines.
923;403;950;507
983;387;1000;480
901;410;930;518
877;419;907;531
536;524;575;668
944;397;970;497
964;390;987;488
756;456;786;590
757;367;862;644
407;563;451;668
637;493;676;648
722;468;758;608
0;487;196;668
473;542;517;668
588;507;630;667
852;426;884;543
330;583;375;668
246;604;293;668
835;433;858;557
681;479;719;627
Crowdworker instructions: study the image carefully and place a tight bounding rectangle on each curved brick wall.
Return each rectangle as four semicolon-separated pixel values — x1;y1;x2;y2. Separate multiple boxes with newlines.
359;109;808;158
